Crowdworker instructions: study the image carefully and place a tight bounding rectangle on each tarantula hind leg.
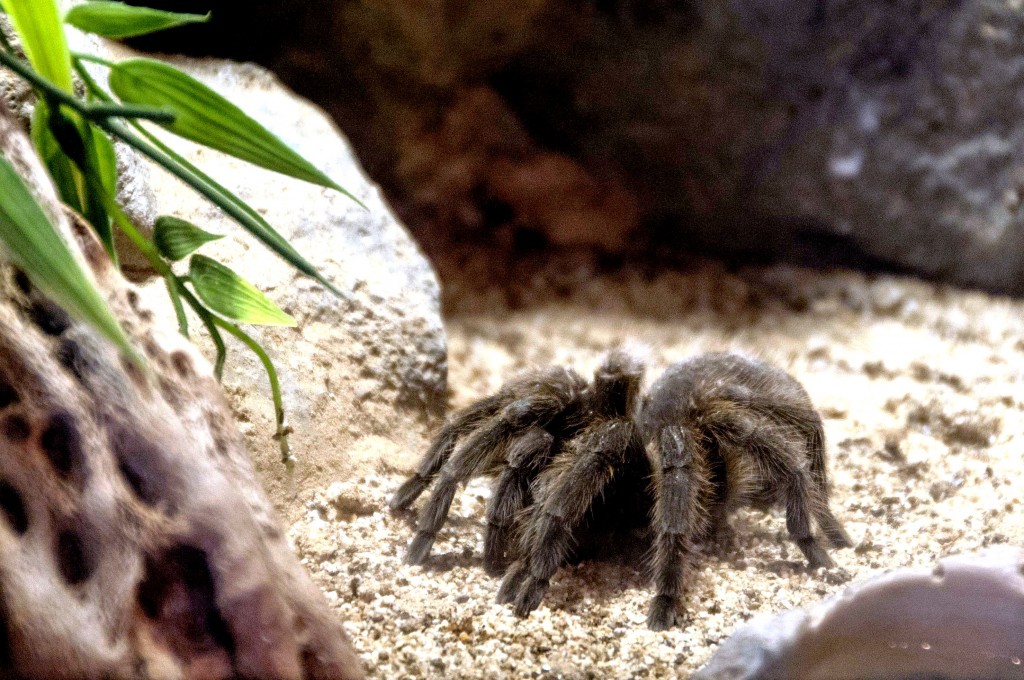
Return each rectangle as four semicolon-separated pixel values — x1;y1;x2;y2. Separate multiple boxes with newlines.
803;421;853;550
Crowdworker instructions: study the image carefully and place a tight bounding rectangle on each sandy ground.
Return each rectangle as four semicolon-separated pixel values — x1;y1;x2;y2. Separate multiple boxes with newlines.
289;248;1024;678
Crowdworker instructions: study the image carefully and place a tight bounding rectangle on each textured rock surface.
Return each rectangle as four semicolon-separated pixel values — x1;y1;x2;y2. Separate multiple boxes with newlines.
129;0;1024;293
0;104;362;678
97;44;448;519
693;548;1024;680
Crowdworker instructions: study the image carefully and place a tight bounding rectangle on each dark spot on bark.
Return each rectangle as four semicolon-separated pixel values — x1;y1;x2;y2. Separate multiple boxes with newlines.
138;546;235;664
56;528;93;585
0;482;27;535
108;422;176;511
57;338;88;386
28;299;72;336
125;289;154;320
170;351;193;379
1;415;29;442
117;459;157;507
0;383;17;409
143;338;161;361
120;355;147;391
40;411;85;484
12;270;30;295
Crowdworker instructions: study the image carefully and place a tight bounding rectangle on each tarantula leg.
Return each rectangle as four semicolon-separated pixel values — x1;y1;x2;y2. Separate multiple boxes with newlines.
484;428;555;576
495;560;528;604
781;473;834;568
406;396;563;565
503;420;639;617
817;508;853;549
802;419;853;549
741;424;837;569
390;394;504;511
646;425;703;631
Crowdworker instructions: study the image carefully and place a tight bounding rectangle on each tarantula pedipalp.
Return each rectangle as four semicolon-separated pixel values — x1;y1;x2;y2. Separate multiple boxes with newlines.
391;351;852;630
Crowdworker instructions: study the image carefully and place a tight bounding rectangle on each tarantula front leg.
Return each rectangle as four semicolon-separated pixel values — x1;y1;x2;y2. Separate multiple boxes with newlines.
645;425;709;631
483;428;555;576
406;395;570;565
497;420;641;616
390;393;504;511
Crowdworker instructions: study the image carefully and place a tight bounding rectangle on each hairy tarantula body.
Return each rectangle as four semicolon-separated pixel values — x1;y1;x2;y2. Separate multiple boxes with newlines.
391;351;852;630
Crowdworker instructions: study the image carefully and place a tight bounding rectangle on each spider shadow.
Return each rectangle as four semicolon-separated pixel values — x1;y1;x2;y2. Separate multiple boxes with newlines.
541;557;652;614
706;509;822;574
391;506;486;532
536;512;822;618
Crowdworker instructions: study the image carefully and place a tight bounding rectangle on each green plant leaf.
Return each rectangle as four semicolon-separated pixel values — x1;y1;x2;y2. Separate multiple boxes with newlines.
188;254;295;327
80;119;118;259
110;116;346;296
0;0;72;91
40;103;117;259
0;153;137;361
108;58;360;203
65;1;209;39
154;215;222;260
30;103;82;213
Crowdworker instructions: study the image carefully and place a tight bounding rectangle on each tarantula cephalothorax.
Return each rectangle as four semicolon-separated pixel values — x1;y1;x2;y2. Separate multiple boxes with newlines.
390;351;852;630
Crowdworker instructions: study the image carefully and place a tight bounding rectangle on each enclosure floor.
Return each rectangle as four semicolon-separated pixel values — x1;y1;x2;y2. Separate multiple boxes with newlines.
290;250;1024;679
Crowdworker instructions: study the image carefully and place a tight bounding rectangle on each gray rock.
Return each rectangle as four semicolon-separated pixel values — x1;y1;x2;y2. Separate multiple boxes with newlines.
123;0;1024;293
695;547;1024;680
736;0;1024;293
112;139;158;276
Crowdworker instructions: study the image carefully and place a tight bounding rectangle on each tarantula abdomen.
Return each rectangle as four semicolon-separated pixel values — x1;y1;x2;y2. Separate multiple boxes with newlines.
638;353;852;629
391;350;852;631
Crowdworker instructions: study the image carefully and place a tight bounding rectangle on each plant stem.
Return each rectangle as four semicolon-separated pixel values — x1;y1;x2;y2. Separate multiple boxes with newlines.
95;173;191;337
0;47;175;122
178;284;227;380
70;51;115;68
210;312;293;467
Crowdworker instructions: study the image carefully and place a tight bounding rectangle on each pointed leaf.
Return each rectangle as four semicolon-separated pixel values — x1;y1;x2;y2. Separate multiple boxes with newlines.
40;104;116;258
189;255;295;327
0;153;137;360
108;58;360;203
154;215;222;260
65;2;209;39
80;119;118;258
30;103;82;213
0;0;72;91
104;117;345;297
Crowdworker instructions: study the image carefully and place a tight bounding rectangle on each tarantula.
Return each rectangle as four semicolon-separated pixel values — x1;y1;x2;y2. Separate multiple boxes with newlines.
390;350;852;630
